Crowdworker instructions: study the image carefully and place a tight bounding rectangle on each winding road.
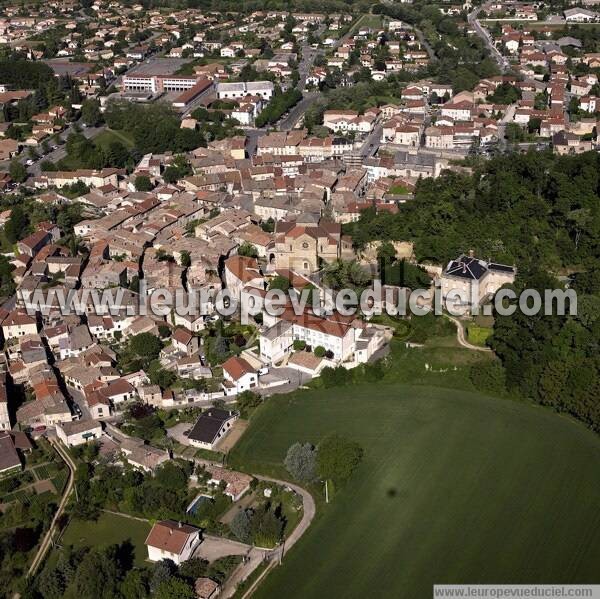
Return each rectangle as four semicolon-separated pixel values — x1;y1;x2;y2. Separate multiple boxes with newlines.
444;314;492;352
27;438;77;577
219;476;316;599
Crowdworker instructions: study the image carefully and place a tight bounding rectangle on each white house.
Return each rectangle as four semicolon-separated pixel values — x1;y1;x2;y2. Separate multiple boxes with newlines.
145;520;201;565
56;419;102;447
259;320;294;364
187;408;239;450
221;356;258;395
440;100;474;121
1;311;37;341
564;8;598;22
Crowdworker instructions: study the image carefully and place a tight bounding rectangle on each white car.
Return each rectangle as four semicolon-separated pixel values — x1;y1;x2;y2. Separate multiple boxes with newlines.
25;159;34;166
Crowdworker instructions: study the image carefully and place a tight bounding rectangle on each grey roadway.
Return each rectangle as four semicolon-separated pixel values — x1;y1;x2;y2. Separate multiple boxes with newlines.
468;1;510;73
219;476;316;599
22;121;105;177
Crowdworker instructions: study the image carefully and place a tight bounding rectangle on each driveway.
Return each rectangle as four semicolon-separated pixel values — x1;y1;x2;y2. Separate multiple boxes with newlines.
166;422;193;446
194;534;252;562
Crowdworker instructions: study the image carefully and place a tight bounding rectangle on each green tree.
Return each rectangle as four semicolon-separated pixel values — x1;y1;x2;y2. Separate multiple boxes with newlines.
9;159;27;183
4;205;27;244
129;332;163;361
236;391;262;418
317;434;364;486
230;509;253;543
134;175;153;191
81;98;103;127
284;442;318;482
154;578;195;599
269;275;290;292
237;242;258;259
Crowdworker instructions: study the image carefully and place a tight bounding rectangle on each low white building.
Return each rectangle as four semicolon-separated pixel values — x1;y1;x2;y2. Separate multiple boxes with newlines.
216;81;274;101
260;320;294;364
145;520;201;565
56;419;102;447
221;356;258;395
187;408;239;450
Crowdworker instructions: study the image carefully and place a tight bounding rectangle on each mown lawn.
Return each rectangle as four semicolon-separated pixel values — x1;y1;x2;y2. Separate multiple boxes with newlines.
230;384;600;599
58;512;151;566
92;128;135;150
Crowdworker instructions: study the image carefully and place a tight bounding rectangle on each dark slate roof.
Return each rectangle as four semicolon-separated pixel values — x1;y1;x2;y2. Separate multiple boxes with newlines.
0;432;21;473
445;255;515;280
187;409;237;445
445;256;488;280
489;262;515;274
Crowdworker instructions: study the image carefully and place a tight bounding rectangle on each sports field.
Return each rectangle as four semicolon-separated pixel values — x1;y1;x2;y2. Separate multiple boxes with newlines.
230;384;600;599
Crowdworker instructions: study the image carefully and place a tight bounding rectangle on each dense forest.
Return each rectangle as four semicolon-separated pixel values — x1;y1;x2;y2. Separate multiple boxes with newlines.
346;150;600;271
347;150;600;432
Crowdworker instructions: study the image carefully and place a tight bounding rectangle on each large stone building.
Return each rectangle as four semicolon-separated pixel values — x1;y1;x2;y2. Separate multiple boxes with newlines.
273;219;354;274
439;253;516;312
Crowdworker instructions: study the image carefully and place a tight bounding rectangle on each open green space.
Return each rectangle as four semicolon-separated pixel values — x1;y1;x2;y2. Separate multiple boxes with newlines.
92;128;135;150
58;512;151;566
466;324;492;346
230;384;600;599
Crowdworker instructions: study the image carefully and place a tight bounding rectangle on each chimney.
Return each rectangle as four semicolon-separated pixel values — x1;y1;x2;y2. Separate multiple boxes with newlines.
178;521;182;528
468;249;475;258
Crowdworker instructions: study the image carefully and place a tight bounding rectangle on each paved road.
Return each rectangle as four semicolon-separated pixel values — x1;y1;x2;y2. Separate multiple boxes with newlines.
360;124;383;157
220;476;316;599
27;438;77;577
277;92;321;131
468;1;509;73
22;122;105;177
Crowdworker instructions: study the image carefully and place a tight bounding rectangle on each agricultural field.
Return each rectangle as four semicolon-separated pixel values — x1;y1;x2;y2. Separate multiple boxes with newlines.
230;384;600;599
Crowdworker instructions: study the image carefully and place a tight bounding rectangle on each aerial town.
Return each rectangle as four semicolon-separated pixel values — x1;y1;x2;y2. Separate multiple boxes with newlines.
0;0;599;598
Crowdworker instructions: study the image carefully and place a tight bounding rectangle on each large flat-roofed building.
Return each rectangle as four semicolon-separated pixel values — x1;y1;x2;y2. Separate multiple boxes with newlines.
122;74;212;95
172;78;214;108
216;81;274;101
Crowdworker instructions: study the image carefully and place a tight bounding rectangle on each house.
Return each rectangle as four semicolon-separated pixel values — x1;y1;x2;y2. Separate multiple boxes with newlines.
205;464;252;501
187;408;239;450
564;8;598;22
223;255;264;301
58;325;94;359
221;356;258;395
138;384;163;407
259;320;293;364
439;252;516;312
17;230;51;257
0;431;31;475
121;442;170;473
98;378;136;406
145;520;201;565
1;310;37;340
56;419;102;447
0;374;10;431
171;328;199;356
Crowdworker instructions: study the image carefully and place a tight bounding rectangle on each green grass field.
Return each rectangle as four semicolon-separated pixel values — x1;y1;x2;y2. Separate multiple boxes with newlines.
230;384;600;599
93;128;135;150
58;512;151;566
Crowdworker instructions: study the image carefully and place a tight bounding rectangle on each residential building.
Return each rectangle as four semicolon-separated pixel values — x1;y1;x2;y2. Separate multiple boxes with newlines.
145;520;201;565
